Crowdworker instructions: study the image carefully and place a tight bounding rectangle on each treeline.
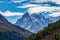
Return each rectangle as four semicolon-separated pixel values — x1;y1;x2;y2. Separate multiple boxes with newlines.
26;20;60;40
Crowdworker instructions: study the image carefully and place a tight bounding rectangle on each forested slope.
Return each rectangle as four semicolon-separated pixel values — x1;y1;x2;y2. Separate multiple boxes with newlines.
26;20;60;40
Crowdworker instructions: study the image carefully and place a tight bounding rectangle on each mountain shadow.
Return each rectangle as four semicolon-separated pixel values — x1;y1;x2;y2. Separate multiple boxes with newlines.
0;14;31;40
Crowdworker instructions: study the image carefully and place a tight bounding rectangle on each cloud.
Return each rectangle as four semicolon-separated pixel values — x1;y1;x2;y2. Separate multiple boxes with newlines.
50;0;60;4
16;4;39;8
12;0;26;3
31;0;60;4
0;11;24;16
14;0;60;17
49;12;60;17
16;3;60;17
28;6;60;14
31;0;49;3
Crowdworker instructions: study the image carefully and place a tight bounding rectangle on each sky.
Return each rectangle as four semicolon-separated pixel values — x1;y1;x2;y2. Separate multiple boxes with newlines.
0;0;60;24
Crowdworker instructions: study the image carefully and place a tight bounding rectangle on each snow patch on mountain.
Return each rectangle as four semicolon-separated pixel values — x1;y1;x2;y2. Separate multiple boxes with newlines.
15;12;60;33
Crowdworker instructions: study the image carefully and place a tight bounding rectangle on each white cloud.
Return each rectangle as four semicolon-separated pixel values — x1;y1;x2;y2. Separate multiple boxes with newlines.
12;0;26;3
49;12;60;17
16;3;60;18
31;0;60;4
16;3;60;15
0;11;24;16
50;0;60;4
31;0;49;3
28;6;60;14
15;1;60;17
16;4;39;8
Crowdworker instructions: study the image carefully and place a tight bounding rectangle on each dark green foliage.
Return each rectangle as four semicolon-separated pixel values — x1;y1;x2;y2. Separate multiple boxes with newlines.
26;20;60;40
54;31;60;40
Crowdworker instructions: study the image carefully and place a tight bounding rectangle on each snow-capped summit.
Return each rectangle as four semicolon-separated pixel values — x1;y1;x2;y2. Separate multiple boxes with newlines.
15;12;60;33
15;13;32;29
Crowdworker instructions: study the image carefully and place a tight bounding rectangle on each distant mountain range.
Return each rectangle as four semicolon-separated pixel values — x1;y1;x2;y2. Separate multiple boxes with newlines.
0;14;31;40
15;12;60;33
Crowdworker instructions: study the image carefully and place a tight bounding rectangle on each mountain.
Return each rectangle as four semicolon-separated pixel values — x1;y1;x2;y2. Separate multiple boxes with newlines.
0;14;31;40
15;13;32;29
26;19;60;40
15;12;60;33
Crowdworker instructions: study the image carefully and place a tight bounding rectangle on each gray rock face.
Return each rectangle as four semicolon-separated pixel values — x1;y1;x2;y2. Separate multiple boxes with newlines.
15;12;60;33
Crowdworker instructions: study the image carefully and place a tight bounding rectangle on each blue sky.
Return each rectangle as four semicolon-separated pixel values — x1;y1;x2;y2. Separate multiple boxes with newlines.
0;0;28;23
0;0;60;24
